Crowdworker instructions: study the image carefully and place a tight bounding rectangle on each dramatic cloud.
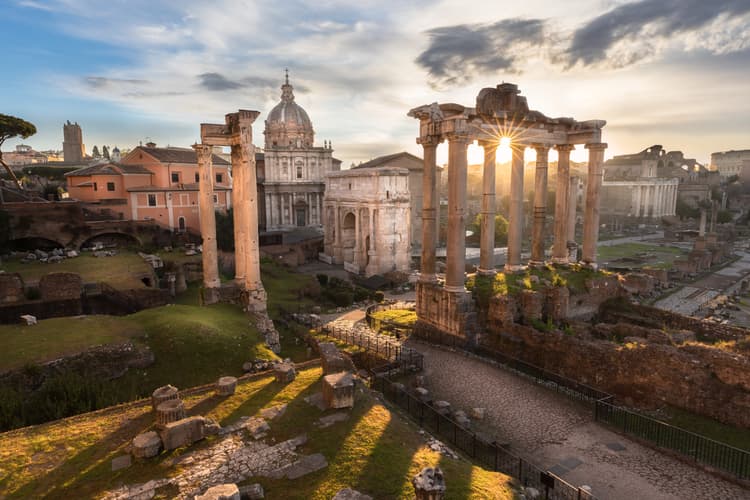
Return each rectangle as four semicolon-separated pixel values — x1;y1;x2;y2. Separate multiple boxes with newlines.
566;0;750;67
198;73;243;91
416;18;547;88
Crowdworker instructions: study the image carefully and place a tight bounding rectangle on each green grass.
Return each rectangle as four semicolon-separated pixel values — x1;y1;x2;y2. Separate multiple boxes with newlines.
663;406;750;452
370;309;417;326
1;253;152;289
0;366;514;499
261;259;320;317
597;242;685;270
0;315;142;372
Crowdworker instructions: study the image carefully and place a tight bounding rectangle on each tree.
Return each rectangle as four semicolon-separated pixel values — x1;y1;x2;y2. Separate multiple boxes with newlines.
0;114;37;190
717;210;733;224
468;213;509;245
92;145;101;158
102;145;110;160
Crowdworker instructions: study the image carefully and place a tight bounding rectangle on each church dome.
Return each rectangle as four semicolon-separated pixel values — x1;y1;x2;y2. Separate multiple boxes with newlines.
264;73;314;149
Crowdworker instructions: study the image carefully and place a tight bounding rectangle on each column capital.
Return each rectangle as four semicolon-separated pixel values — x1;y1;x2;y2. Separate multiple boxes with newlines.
193;143;213;161
531;143;550;154
585;142;608;151
417;135;443;147
555;144;576;153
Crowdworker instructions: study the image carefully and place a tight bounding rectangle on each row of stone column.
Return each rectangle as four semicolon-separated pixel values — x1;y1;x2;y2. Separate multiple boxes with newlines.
631;183;677;218
419;136;607;291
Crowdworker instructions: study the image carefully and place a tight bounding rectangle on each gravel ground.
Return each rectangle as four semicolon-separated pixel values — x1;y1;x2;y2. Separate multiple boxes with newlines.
409;340;749;500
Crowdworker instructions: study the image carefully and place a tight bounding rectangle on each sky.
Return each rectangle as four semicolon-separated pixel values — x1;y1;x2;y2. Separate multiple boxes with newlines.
2;0;750;167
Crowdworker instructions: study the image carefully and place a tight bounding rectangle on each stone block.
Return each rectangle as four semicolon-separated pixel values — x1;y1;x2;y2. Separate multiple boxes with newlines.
545;286;569;321
520;289;543;322
322;371;355;409
0;273;24;303
151;384;179;412
20;314;37;325
158;416;208;450
319;342;355;374
433;400;451;415
415;387;430;403
39;272;82;301
469;407;486;420
195;484;240;500
238;483;265;500
273;362;296;384
216;376;238;396
332;488;373;500
156;399;186;426
132;431;161;458
412;466;446;500
489;294;518;327
244;417;270;439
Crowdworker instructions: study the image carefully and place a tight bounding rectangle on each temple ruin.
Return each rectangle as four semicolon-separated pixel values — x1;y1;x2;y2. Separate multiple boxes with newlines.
409;83;607;340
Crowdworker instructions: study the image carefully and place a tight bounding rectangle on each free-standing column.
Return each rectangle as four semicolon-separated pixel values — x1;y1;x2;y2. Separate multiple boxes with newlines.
530;144;550;266
635;185;642;217
581;143;607;267
419;135;441;282
242;141;264;294
231;144;246;284
552;144;574;263
194;143;220;303
505;143;526;272
478;141;498;275
567;176;578;246
445;133;470;291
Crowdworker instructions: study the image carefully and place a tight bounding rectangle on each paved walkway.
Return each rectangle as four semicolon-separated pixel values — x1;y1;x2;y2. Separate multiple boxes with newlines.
408;341;748;500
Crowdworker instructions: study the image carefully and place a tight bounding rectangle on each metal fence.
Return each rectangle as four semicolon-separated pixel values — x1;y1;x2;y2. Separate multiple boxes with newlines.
320;323;424;372
414;326;750;483
373;376;598;500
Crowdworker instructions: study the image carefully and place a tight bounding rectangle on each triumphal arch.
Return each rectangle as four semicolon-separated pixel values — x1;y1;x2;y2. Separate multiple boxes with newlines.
409;83;607;341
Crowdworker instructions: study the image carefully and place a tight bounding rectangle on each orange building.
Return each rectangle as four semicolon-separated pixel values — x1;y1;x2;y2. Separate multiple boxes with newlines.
64;144;232;232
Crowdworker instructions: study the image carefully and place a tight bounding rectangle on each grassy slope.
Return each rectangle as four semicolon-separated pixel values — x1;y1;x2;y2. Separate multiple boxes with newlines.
0;366;514;499
597;242;685;270
1;253;152;289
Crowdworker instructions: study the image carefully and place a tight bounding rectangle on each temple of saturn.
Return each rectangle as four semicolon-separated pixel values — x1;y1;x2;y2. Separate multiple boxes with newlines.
409;83;607;340
194;110;279;352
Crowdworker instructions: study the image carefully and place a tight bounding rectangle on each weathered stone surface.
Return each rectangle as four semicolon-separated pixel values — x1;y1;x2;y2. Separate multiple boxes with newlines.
216;376;238;396
132;431;161;458
520;289;543;322
195;483;240;500
39;272;82;301
158;416;209;450
151;384;179;412
282;453;328;479
319;342;355;374
489;294;518;328
156;399;186;426
244;417;270;439
545;286;569;321
317;411;349;428
621;272;656;295
238;483;265;500
433;400;451;415
111;454;132;471
259;403;287;420
0;273;24;303
469;407;485;420
273;362;296;383
415;387;430;403
332;488;373;500
322;371;354;409
412;466;446;500
20;314;37;325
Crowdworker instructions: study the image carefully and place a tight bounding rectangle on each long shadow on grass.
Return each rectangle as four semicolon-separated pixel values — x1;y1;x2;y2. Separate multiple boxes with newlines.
9;408;156;500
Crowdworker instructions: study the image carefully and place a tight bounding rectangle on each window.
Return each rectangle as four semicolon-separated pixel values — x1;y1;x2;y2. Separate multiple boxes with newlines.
93;182;98;191
178;216;186;232
148;194;157;207
296;165;303;179
215;173;223;183
107;182;115;191
195;173;199;183
171;172;179;183
213;194;218;204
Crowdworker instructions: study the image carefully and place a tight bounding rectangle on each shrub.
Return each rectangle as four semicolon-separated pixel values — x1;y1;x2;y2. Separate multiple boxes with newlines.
353;286;371;302
374;291;385;303
316;273;329;286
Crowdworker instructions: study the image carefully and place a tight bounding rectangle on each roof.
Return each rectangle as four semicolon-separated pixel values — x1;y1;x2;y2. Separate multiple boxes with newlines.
65;163;153;177
353;152;423;170
126;182;230;192
137;146;230;165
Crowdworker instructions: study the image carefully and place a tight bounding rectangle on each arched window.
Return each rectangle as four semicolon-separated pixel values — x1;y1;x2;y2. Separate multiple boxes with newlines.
178;216;186;232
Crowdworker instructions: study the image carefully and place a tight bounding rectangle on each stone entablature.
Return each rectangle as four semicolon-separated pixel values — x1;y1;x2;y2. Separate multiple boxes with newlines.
321;167;411;277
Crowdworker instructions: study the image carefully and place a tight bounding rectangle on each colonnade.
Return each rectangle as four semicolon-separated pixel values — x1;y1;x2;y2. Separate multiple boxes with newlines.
630;182;678;218
419;136;608;291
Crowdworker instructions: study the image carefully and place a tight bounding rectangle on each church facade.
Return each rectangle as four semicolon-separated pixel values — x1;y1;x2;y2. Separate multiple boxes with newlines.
257;75;340;231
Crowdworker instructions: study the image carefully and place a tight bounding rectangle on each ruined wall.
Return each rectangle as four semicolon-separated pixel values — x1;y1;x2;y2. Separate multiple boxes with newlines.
0;273;25;303
39;272;83;301
415;281;477;341
483;324;750;428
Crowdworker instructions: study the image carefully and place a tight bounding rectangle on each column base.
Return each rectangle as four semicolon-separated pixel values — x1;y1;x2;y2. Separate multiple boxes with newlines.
201;286;221;305
527;260;545;268
550;257;569;265
503;263;527;274
444;284;467;293
476;268;497;276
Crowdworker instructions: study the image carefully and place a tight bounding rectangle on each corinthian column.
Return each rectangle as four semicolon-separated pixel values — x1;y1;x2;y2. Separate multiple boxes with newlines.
231;143;247;285
194;143;220;304
552;144;574;263
445;132;470;292
505;143;526;272
419;135;441;283
530;144;550;266
582;142;607;267
478;141;497;275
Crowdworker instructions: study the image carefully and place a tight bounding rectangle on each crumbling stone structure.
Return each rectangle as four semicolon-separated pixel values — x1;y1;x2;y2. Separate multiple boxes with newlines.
409;83;606;341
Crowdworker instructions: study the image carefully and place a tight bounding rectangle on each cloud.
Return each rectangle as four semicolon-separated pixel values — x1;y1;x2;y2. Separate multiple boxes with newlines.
198;72;243;91
566;0;750;67
416;18;548;88
85;76;148;89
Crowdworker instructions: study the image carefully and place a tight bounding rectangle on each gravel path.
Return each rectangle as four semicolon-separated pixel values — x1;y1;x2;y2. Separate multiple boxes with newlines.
410;340;749;500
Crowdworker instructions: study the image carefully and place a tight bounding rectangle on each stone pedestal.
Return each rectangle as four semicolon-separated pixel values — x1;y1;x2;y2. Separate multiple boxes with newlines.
216;376;238;396
151;384;179;412
520;290;543;322
322;371;355;409
132;431;162;459
415;281;476;342
273;362;296;383
156;399;186;426
412;467;446;500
